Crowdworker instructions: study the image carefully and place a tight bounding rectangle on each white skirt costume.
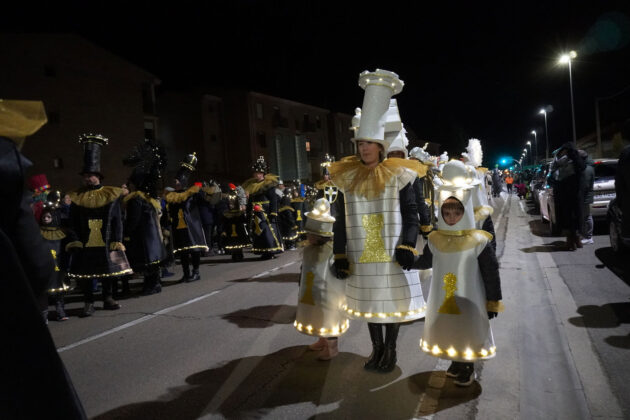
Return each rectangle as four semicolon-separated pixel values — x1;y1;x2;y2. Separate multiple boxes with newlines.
294;241;350;337
330;157;427;324
420;160;497;361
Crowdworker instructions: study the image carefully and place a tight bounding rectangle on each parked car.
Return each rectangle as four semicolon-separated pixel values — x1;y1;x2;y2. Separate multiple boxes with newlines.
590;158;617;220
607;198;630;253
539;176;559;235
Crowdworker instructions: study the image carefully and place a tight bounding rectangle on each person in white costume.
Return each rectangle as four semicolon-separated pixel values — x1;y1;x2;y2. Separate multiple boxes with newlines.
329;69;426;373
294;198;349;361
413;159;504;386
461;138;496;250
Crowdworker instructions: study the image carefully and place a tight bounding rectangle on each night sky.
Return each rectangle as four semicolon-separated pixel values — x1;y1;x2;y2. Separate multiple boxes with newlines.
4;1;630;166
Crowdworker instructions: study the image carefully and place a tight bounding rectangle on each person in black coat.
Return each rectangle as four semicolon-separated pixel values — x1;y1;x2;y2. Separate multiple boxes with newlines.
164;153;208;282
122;140;168;294
0;100;86;419
67;134;132;316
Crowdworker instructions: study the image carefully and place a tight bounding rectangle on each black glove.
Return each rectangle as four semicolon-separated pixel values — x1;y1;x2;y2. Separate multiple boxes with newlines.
332;258;350;279
395;247;415;270
487;311;498;319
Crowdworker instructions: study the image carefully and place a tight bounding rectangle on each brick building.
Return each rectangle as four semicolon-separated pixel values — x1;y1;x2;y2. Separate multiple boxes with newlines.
0;34;160;190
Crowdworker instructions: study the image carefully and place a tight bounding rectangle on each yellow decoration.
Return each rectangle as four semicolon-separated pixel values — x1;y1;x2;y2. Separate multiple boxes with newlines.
438;272;461;314
242;174;279;195
486;300;505;313
69;186;123;209
428;230;493;253
176;209;187;229
123;191;161;213
328;155;421;199
0;100;47;145
50;249;60;272
65;241;83;252
109;241;126;251
359;214;391;263
253;215;262;235
473;205;494;222
231;224;238;237
296;210;302;221
300;272;316;305
40;227;66;240
86;219;106;247
165;185;201;204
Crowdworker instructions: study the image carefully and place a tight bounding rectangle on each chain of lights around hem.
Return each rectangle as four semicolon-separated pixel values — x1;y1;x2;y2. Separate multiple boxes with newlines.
341;303;427;320
419;337;496;360
294;319;350;336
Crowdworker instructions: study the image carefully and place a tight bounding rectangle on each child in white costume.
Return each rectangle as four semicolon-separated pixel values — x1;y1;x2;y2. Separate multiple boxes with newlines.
413;160;503;386
294;198;349;360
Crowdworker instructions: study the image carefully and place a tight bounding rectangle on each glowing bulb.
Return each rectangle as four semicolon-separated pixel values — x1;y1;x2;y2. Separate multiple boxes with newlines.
365;313;373;318
378;313;387;318
320;328;326;333
332;327;339;334
464;348;474;360
354;312;361;317
293;320;297;326
306;325;313;331
431;345;442;355
394;312;402;317
480;349;488;357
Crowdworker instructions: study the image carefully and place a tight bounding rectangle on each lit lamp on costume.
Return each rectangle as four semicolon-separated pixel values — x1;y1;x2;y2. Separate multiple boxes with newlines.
418;159;502;363
329;69;426;373
242;155;283;260
294;198;350;358
165;152;208;282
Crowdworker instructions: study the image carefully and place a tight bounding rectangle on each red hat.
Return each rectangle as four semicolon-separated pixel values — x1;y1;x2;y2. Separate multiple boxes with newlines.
229;183;236;190
28;174;50;194
253;204;262;212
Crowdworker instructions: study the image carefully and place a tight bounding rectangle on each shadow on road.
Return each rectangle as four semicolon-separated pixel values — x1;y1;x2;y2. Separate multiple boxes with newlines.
222;304;297;328
520;241;569;253
568;303;630;349
230;272;299;283
594;247;630;288
93;346;481;420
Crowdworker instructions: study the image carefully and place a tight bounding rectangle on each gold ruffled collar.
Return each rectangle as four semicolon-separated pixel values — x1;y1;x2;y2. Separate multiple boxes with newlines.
242;174;279;195
69;186;122;209
328;156;419;199
40;226;66;240
314;179;335;190
165;185;200;204
124;191;162;213
428;229;493;253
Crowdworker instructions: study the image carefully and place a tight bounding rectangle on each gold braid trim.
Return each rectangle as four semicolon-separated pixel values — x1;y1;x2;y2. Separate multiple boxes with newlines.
278;206;295;212
486;300;505;313
242;174;279;195
428;230;493;253
291;197;305;203
165;185;201;203
420;225;433;233
124;191;161;213
69;186;122;208
109;241;126;251
65;241;83;251
334;254;347;260
328;156;417;199
396;244;419;256
40;227;66;240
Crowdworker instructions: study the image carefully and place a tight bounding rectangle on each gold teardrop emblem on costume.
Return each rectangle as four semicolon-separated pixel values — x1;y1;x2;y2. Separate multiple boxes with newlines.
254;214;262;235
296;210;302;221
231;224;238;237
86;219;106;247
438;272;461;314
299;271;316;305
51;249;60;272
176;209;187;229
359;214;391;263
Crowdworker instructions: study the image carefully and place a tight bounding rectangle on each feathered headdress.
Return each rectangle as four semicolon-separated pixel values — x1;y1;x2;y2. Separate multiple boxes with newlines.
461;138;483;168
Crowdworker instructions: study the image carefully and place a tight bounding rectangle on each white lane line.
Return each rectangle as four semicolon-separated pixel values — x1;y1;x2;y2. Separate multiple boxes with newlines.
519;200;526;214
58;261;299;352
58;290;221;353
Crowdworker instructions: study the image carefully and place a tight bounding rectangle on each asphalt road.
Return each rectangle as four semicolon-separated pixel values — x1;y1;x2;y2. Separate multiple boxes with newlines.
49;191;629;419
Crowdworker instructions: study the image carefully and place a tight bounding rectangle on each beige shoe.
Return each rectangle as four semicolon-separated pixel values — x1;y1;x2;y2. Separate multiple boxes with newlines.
308;337;327;351
318;338;339;361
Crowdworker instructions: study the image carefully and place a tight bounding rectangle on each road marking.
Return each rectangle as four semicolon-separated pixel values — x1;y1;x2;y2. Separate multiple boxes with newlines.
251;261;297;278
57;291;221;353
519;200;526;214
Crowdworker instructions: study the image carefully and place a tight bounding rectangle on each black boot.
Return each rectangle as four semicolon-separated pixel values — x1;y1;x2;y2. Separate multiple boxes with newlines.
179;254;191;282
377;323;400;373
364;323;384;371
188;269;201;282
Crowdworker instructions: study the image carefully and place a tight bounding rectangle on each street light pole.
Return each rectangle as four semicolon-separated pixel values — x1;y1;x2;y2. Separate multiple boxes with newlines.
559;51;578;144
526;141;532;165
531;130;538;164
539;108;550;160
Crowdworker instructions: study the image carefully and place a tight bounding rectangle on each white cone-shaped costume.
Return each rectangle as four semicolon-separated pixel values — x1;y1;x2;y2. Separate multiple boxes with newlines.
420;160;496;361
295;199;350;337
462;138;493;227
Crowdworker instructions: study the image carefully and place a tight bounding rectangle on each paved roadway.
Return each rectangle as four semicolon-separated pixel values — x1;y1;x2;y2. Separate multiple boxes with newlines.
50;192;629;419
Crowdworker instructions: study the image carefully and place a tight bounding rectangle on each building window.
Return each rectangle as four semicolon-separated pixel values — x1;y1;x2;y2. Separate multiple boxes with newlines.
256;103;264;120
305;141;311;152
48;111;60;124
257;131;267;148
44;65;56;77
144;120;156;140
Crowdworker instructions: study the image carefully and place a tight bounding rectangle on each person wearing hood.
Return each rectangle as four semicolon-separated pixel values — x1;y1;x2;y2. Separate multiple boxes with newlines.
578;150;595;245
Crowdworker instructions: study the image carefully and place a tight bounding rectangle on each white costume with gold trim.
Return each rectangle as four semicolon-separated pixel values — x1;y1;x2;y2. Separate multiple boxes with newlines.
419;161;496;361
295;241;349;337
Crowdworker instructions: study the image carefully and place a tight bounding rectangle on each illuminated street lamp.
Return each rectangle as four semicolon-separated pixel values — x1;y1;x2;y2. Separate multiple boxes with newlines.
558;51;577;144
530;130;538;164
526;141;532;165
539;107;551;160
